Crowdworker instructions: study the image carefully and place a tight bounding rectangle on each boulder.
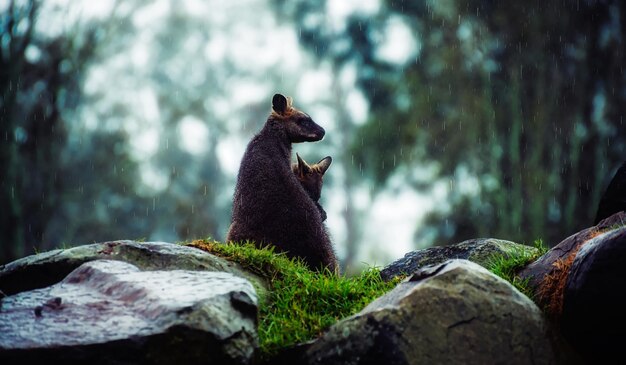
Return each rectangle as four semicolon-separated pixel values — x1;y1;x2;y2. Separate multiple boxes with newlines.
561;227;626;363
0;240;266;297
594;161;626;224
0;259;258;365
518;212;626;317
381;238;536;280
301;260;556;365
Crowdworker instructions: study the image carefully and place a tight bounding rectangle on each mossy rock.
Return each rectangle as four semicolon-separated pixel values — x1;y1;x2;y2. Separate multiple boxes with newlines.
0;240;267;297
381;238;539;281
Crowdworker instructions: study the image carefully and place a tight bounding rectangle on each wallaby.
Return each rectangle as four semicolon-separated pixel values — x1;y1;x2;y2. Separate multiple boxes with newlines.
292;153;332;222
226;94;338;272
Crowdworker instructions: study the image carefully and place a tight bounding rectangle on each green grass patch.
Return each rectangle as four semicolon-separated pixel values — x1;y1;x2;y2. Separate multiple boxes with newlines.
486;239;548;299
187;239;400;358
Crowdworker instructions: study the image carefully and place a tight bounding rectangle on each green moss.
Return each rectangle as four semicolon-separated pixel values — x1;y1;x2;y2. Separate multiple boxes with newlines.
486;239;548;299
187;239;400;358
604;220;626;233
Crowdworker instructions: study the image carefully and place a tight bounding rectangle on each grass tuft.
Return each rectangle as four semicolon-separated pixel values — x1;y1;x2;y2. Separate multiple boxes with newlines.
486;239;548;299
187;239;400;358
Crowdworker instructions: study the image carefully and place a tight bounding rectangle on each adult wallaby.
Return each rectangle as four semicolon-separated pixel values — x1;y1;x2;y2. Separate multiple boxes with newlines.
226;94;338;272
292;153;332;222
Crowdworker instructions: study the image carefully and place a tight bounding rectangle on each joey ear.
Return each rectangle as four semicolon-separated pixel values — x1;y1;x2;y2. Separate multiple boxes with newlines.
317;156;332;175
272;94;288;115
296;153;310;175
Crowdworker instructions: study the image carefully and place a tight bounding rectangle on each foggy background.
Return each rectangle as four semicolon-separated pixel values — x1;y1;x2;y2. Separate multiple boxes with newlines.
1;0;625;273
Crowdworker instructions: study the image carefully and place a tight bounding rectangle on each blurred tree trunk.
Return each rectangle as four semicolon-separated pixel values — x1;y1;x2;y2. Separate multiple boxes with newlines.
0;0;102;262
481;0;625;244
0;0;37;260
377;1;625;246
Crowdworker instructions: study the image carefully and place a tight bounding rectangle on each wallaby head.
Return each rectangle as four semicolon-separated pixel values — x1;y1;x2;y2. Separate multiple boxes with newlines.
293;153;332;202
271;93;325;143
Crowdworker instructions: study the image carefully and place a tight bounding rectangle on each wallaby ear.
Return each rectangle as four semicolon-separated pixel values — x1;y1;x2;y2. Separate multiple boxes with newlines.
317;156;332;175
296;153;311;176
272;93;288;115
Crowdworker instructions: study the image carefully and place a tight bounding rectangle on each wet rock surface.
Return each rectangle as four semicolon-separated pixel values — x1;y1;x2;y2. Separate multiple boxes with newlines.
518;212;626;317
561;227;626;363
301;260;556;365
4;228;620;364
0;240;266;296
0;259;258;365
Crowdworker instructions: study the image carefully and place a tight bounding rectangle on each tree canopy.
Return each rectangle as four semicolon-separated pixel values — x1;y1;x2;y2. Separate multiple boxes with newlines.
1;0;624;266
276;0;626;247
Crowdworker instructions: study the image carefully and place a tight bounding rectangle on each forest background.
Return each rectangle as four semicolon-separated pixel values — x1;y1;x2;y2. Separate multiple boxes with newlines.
1;0;624;273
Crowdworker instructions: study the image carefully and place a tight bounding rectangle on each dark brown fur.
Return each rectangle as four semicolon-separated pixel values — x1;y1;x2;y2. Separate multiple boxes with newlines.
226;94;338;272
292;153;332;222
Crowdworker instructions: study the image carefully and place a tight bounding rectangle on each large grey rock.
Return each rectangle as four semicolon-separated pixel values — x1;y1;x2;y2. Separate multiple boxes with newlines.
0;240;266;297
561;227;626;363
381;238;536;280
0;260;258;364
303;260;556;365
